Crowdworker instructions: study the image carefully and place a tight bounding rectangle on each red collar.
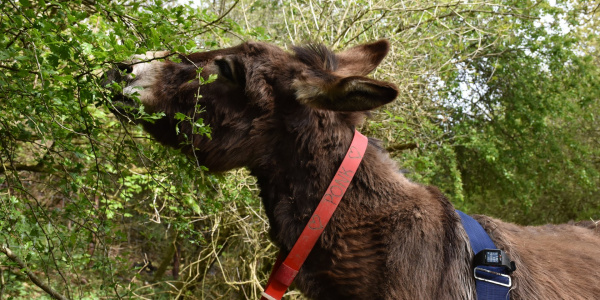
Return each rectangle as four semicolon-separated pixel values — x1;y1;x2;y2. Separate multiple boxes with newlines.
261;130;369;300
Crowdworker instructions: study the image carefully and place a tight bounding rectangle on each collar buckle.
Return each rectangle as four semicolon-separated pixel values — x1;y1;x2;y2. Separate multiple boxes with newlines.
474;267;512;288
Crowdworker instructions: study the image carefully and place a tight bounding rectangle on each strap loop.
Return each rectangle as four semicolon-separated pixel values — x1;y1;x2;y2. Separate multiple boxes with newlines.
273;262;298;286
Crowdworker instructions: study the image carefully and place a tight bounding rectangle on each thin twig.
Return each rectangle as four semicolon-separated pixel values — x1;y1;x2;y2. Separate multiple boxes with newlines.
0;245;69;300
0;266;5;300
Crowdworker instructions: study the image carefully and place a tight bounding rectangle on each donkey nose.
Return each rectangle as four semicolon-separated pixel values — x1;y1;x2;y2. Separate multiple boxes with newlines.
103;63;134;86
102;68;121;87
103;51;170;86
116;62;134;74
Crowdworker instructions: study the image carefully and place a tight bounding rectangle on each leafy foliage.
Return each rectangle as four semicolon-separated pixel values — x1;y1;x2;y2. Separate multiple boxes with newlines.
1;0;267;298
1;0;598;299
441;1;600;223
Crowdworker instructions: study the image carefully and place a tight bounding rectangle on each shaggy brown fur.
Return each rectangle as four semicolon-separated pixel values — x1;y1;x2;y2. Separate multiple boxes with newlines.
108;40;600;299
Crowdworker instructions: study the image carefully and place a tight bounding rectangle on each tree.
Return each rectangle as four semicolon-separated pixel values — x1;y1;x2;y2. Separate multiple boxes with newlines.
0;0;269;298
440;0;600;223
1;0;598;299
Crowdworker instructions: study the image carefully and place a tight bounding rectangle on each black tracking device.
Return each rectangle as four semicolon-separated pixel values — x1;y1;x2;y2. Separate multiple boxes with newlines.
473;249;516;273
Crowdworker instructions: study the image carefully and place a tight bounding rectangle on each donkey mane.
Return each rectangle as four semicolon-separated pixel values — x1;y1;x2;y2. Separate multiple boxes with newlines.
109;40;600;300
293;43;339;72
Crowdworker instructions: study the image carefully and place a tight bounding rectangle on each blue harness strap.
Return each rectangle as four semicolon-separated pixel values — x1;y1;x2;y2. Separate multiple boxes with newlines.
457;210;511;300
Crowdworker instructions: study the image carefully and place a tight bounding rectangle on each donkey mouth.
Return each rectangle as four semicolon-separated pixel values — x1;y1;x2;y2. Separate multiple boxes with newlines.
110;94;138;112
103;68;141;120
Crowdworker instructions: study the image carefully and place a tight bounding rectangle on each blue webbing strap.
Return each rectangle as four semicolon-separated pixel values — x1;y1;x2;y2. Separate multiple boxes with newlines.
457;210;511;300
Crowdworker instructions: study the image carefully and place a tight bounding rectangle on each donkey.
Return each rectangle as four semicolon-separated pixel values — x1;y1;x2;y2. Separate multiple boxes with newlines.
107;40;600;299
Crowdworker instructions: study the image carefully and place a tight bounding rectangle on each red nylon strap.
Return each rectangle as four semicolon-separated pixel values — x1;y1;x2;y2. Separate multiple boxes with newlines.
261;130;368;300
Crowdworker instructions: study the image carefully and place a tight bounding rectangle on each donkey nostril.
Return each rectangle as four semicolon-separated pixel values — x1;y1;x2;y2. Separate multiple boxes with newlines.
117;63;134;74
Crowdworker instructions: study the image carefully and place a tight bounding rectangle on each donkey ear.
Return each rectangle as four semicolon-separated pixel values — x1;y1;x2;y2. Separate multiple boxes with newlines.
295;76;398;112
336;39;390;76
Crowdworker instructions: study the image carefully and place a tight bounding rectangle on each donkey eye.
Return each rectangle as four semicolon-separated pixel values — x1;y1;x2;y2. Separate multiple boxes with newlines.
215;58;234;82
117;63;133;74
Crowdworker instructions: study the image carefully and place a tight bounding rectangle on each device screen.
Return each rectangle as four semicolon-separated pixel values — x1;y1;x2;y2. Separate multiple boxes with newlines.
486;251;500;263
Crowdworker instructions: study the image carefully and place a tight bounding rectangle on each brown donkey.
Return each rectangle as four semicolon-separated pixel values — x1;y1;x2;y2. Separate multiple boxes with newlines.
108;40;600;299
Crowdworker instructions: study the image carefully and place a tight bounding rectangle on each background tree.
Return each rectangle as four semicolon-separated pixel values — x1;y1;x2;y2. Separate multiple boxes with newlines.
1;0;598;299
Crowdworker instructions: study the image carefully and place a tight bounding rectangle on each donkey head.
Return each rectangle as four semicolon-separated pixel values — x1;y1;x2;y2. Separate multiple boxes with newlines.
108;40;398;172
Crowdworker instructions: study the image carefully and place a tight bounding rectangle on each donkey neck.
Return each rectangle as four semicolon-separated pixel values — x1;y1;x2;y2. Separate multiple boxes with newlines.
249;118;406;251
248;116;475;299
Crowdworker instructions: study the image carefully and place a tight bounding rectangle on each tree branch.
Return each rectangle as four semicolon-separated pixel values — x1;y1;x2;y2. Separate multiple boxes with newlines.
0;245;69;300
396;8;537;33
386;142;419;153
0;65;38;75
0;163;46;174
592;2;600;15
0;266;5;300
194;0;240;36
